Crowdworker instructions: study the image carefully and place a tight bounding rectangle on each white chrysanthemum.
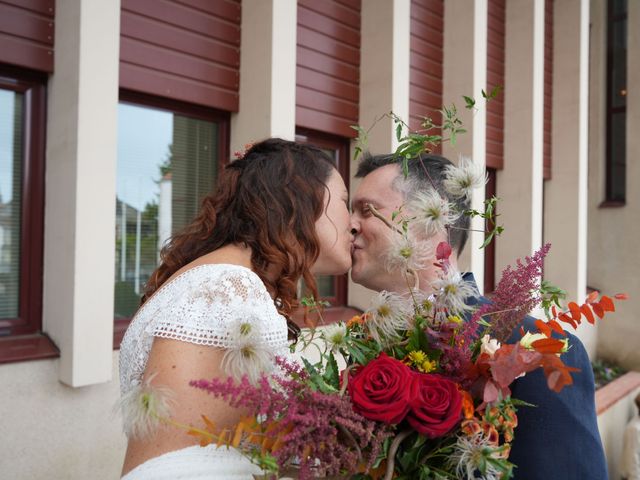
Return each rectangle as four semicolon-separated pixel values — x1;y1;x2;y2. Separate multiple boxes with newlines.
480;334;501;357
448;433;510;480
366;291;412;344
385;233;432;273
407;188;460;237
321;322;348;349
118;373;174;439
223;318;274;384
443;155;488;201
432;268;479;314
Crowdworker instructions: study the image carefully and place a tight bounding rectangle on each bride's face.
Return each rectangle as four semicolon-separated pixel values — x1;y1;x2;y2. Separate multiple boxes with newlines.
312;168;352;275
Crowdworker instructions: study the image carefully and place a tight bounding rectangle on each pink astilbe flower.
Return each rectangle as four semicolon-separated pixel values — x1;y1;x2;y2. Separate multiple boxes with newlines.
476;243;551;343
435;244;551;384
190;357;391;479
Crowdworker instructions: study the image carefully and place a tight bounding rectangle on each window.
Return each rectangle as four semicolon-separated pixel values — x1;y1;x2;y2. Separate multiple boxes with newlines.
605;0;627;204
0;67;55;362
114;92;229;347
296;129;360;323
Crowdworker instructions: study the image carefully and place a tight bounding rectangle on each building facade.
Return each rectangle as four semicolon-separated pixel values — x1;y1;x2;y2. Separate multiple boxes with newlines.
0;0;636;478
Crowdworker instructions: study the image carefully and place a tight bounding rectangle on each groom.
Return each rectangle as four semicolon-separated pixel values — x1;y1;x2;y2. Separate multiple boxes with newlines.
349;153;608;480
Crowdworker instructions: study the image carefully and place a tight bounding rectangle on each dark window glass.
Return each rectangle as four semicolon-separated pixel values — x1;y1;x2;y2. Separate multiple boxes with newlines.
606;0;627;203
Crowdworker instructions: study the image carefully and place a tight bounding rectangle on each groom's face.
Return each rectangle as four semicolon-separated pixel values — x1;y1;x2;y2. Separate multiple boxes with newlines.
350;164;407;292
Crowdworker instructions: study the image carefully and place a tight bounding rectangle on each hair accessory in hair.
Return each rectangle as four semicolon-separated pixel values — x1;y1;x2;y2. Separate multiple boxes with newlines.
233;142;254;160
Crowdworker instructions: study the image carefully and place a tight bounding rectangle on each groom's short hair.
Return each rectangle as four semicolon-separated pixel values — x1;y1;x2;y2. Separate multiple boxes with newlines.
355;153;471;256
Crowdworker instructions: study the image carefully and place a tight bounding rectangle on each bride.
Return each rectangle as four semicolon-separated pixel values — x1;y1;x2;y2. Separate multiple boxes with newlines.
118;138;352;479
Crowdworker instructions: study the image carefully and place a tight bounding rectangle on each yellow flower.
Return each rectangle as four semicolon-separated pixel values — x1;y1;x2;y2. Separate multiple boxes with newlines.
447;315;463;325
407;350;427;364
420;359;437;373
406;350;437;373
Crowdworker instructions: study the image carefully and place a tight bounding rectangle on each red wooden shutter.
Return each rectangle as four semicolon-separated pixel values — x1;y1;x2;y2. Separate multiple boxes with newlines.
543;0;553;180
296;0;361;138
120;0;241;111
0;0;54;72
486;0;505;170
409;0;443;153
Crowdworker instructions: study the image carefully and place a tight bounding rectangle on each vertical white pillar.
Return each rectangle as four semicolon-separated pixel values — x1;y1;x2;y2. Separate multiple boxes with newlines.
496;0;545;272
543;0;594;355
349;0;411;310
230;0;297;155
441;0;488;293
358;0;410;154
44;0;120;386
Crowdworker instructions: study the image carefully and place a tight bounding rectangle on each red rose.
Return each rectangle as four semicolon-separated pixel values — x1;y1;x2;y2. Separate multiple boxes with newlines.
407;373;462;437
348;353;413;424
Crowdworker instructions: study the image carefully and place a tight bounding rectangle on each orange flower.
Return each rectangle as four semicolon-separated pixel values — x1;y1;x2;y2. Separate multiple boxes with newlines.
347;313;369;328
460;390;475;420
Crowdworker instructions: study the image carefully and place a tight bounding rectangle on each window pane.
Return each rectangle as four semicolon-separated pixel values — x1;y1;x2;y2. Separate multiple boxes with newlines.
316;146;339;300
609;112;626;202
115;103;219;318
610;16;627;109
0;89;23;319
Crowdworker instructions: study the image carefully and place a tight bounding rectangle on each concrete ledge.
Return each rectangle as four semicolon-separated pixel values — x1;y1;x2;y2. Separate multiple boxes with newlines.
596;371;640;415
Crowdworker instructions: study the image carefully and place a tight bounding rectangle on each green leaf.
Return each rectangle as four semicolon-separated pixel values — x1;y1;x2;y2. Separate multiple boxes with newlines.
324;351;340;390
463;95;476;110
396;122;403;142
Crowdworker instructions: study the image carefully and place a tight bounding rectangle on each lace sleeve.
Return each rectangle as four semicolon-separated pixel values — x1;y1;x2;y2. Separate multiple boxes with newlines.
119;264;291;397
151;266;289;351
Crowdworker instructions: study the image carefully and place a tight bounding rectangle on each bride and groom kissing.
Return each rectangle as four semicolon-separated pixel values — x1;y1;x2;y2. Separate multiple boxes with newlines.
119;138;607;479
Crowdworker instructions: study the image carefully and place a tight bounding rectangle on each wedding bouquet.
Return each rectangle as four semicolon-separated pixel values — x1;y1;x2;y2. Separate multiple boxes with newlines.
178;143;625;478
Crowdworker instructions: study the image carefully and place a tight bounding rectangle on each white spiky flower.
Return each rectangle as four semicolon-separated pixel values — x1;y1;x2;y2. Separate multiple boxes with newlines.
447;433;511;480
443;155;488;200
385;233;432;273
366;291;412;344
432;268;479;315
321;322;348;350
223;318;274;384
407;188;460;237
118;373;174;439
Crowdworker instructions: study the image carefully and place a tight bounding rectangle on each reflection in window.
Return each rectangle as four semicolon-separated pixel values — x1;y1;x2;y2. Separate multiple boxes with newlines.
115;103;219;318
0;89;22;319
606;0;627;202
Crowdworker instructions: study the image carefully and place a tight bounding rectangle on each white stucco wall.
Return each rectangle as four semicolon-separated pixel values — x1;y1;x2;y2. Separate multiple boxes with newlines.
588;0;640;370
0;353;126;480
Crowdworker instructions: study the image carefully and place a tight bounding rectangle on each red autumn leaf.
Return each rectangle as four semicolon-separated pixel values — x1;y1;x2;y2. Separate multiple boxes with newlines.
488;344;541;388
568;302;582;321
531;338;567;355
615;293;628;300
580;304;596;324
592;303;605;318
436;241;452;261
539;354;579;392
600;295;615;312
547;319;567;336
558;313;578;329
534;319;552;338
586;290;600;303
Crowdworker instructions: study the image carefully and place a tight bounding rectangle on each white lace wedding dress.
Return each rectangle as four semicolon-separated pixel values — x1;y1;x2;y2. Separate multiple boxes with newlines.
119;264;291;479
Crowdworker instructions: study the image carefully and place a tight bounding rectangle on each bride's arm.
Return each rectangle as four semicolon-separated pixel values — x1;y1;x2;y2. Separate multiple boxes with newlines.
121;338;241;476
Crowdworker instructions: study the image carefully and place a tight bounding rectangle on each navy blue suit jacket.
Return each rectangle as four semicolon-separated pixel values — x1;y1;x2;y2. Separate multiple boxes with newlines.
463;273;607;480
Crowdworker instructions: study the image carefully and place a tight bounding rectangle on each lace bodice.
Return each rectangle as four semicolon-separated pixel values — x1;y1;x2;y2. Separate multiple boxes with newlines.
119;264;290;398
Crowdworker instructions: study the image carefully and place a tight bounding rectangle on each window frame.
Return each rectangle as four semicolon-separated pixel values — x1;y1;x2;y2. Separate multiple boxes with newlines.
295;128;361;324
0;65;57;363
113;90;230;348
602;0;628;206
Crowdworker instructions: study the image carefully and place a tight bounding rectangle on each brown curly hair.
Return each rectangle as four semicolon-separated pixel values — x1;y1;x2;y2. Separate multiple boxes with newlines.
142;138;335;338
